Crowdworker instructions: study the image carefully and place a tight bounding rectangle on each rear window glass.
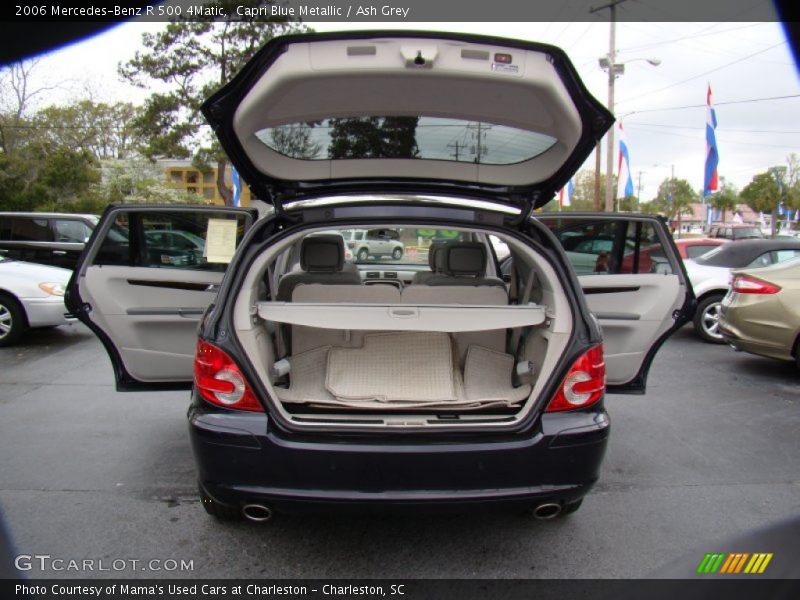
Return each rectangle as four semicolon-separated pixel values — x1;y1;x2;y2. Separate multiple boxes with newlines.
255;117;557;165
685;244;718;259
319;227;466;266
11;218;53;242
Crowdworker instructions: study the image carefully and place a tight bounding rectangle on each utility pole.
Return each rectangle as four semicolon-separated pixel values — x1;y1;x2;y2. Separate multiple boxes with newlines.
591;0;628;212
594;141;602;211
636;170;644;210
447;141;463;161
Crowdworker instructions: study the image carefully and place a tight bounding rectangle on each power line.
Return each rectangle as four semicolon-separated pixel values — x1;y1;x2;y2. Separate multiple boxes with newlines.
617;41;788;105
625;122;800;134
621;93;800;116
617;22;767;55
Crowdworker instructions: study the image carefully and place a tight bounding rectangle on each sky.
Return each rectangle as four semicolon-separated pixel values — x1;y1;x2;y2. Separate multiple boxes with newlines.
15;18;800;204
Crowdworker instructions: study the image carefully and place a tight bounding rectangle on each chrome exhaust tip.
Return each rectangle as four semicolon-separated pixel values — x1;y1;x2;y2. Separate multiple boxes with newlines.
531;502;562;520
241;503;273;523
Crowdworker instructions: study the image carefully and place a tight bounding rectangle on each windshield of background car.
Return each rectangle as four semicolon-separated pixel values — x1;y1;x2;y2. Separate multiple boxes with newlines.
256;117;558;165
335;227;465;265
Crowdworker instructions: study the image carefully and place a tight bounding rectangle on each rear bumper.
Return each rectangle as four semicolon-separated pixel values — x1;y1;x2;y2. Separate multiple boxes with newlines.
720;300;795;362
188;398;610;514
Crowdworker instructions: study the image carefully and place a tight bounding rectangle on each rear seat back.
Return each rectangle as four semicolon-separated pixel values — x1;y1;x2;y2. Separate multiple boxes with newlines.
402;285;508;366
289;283;508;367
291;284;401;354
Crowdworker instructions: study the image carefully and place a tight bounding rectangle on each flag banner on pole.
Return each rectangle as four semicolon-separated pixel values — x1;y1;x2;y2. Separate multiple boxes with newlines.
559;178;574;207
616;122;634;200
704;84;720;197
231;165;242;207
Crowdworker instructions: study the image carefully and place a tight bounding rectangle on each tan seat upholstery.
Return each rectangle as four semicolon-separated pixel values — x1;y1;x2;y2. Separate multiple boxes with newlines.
424;242;505;288
275;235;361;301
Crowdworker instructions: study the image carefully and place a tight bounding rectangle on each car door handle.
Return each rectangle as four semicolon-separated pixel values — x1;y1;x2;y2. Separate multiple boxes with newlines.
53;250;67;255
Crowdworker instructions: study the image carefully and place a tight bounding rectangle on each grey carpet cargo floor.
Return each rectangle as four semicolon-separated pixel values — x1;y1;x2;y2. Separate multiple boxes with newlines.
275;332;530;409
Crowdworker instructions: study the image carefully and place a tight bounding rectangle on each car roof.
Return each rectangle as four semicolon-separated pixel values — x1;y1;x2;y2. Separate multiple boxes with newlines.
696;238;800;268
0;212;99;220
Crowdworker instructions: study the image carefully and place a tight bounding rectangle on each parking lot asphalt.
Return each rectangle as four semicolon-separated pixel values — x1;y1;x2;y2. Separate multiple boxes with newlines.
0;323;797;579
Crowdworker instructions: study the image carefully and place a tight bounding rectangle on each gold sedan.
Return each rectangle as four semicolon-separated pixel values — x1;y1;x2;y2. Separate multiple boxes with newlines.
720;257;800;368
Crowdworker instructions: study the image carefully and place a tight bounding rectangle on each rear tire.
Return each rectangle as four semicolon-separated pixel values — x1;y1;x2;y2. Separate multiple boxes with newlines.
392;247;403;260
200;486;241;521
0;293;26;347
693;294;726;344
357;248;369;262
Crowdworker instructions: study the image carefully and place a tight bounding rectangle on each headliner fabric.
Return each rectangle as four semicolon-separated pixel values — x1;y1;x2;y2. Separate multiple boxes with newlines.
326;332;457;402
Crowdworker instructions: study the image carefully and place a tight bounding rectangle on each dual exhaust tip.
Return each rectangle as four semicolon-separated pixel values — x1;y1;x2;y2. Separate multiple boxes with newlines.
240;501;564;522
530;502;562;520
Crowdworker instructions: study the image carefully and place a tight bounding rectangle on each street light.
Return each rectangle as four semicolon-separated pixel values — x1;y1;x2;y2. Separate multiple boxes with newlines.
598;56;661;212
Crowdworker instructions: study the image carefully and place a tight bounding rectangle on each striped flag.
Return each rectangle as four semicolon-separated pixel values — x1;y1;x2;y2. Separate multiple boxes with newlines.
559;178;574;207
231;165;242;207
704;84;720;197
616;121;634;199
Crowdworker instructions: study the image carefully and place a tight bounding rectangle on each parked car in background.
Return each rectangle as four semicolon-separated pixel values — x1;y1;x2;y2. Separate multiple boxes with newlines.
66;32;693;521
720;257;800;368
0;212;99;270
707;223;764;241
684;239;800;343
144;229;206;267
341;228;404;262
674;237;727;260
0;256;73;346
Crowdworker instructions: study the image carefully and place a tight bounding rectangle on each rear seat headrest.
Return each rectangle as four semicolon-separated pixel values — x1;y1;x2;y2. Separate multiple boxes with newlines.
428;241;448;272
443;242;486;277
301;235;345;272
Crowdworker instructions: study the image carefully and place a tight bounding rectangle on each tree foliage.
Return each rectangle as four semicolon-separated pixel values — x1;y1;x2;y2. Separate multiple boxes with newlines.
707;177;738;222
119;4;308;204
740;172;780;213
328;117;420;159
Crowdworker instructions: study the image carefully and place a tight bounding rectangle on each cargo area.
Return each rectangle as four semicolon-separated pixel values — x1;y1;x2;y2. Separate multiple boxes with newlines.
232;227;573;428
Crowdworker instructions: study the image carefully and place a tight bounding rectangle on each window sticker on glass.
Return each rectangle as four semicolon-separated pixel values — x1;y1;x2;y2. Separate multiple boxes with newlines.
205;219;238;263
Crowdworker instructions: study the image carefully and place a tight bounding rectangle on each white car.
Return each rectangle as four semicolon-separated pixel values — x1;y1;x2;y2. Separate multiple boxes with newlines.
684;239;800;342
0;256;73;346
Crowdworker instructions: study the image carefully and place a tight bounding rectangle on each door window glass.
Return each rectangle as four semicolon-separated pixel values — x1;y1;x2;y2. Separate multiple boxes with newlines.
54;219;92;242
94;211;249;271
10;218;54;242
539;217;673;275
771;249;800;264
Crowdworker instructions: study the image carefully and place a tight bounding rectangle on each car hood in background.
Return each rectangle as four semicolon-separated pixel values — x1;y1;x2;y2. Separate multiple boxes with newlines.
203;31;613;213
0;259;72;282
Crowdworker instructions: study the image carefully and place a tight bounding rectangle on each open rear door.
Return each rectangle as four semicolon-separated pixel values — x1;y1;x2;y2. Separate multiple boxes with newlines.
538;213;694;393
66;205;257;391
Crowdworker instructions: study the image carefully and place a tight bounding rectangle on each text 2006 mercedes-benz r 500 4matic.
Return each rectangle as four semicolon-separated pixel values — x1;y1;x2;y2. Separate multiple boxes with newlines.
67;31;693;522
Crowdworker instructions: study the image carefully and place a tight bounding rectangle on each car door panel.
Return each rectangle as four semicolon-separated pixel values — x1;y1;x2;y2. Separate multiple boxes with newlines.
538;213;694;393
81;266;222;382
579;274;684;386
67;205;257;391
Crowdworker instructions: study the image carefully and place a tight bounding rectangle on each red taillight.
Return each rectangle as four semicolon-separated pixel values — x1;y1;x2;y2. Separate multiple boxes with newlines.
731;274;781;295
545;345;606;412
194;340;263;412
